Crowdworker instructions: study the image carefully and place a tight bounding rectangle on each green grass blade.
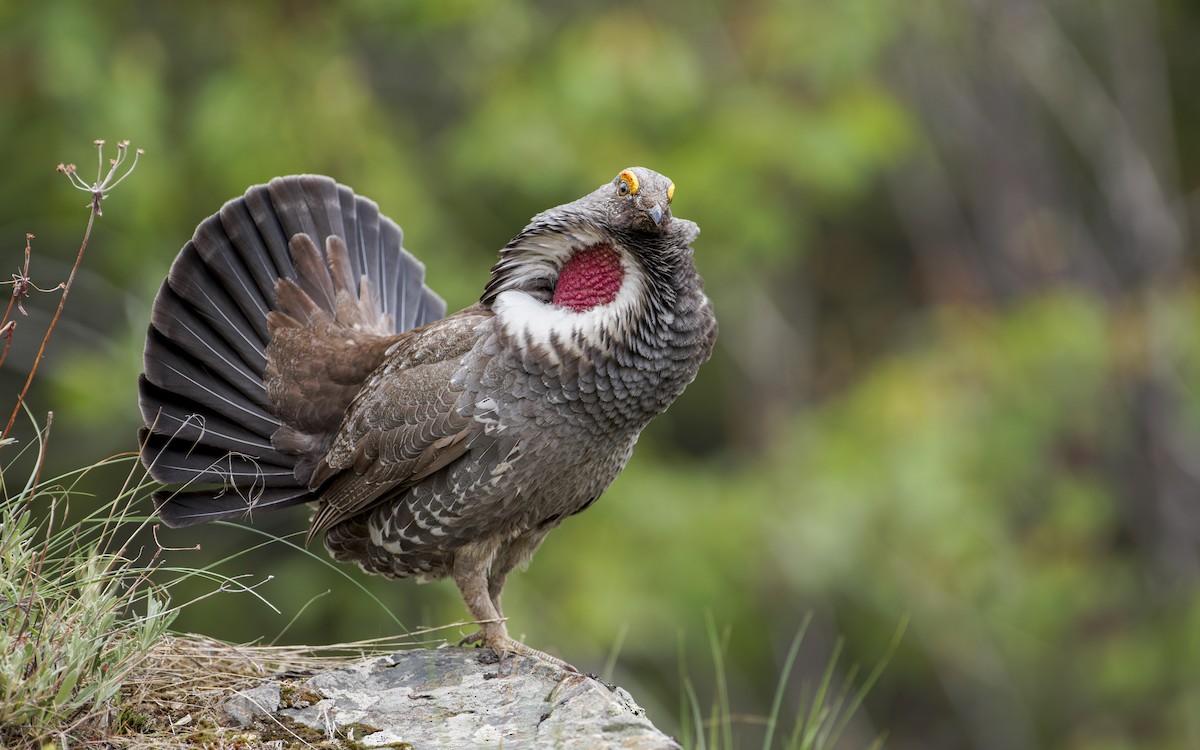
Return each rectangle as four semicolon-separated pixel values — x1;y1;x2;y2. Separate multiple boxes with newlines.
703;611;734;750
762;612;813;750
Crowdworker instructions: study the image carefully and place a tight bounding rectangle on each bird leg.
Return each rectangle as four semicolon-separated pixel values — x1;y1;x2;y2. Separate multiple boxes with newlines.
455;572;507;646
452;544;577;672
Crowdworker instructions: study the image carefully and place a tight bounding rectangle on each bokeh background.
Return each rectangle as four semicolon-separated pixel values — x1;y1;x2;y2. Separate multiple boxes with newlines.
3;1;1200;747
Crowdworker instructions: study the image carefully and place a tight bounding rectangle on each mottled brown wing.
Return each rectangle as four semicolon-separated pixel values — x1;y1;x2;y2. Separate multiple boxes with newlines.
305;306;492;542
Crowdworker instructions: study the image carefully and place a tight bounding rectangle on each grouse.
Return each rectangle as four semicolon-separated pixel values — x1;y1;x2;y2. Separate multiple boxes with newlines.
138;168;717;668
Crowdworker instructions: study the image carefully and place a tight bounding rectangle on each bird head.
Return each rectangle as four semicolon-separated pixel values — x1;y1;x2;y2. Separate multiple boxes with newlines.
608;167;675;230
480;167;699;316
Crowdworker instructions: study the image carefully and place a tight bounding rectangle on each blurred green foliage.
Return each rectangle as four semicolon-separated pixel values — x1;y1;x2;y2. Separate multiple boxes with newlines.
3;0;1200;748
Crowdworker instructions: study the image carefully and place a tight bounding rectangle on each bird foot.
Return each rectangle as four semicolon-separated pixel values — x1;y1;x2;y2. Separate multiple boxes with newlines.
457;629;484;647
457;628;578;673
489;633;579;673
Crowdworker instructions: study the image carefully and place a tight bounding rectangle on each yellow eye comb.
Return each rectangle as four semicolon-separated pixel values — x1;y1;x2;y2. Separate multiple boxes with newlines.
617;169;639;197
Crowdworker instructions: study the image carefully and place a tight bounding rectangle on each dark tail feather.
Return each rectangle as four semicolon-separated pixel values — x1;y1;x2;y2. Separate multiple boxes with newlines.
140;175;446;528
143;330;280;437
154;486;316;528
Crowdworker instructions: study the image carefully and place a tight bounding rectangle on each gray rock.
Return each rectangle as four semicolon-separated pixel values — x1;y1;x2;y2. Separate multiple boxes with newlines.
220;682;282;727
220;646;679;749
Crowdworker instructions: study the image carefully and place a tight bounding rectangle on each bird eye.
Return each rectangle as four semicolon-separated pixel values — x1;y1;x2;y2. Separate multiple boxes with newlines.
667;182;675;203
617;169;639;198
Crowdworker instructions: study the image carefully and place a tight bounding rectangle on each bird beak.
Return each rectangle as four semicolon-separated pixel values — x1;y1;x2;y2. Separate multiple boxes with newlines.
647;203;664;227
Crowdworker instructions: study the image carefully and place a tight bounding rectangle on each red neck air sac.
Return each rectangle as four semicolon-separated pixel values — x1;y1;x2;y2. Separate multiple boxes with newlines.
551;244;625;312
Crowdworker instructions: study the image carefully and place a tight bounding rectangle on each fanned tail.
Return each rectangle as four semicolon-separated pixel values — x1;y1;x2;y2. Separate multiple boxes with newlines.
139;175;446;527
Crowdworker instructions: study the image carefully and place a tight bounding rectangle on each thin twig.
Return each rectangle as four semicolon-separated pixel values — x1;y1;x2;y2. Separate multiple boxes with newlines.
0;234;43;370
2;141;142;442
0;320;14;370
1;209;95;441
